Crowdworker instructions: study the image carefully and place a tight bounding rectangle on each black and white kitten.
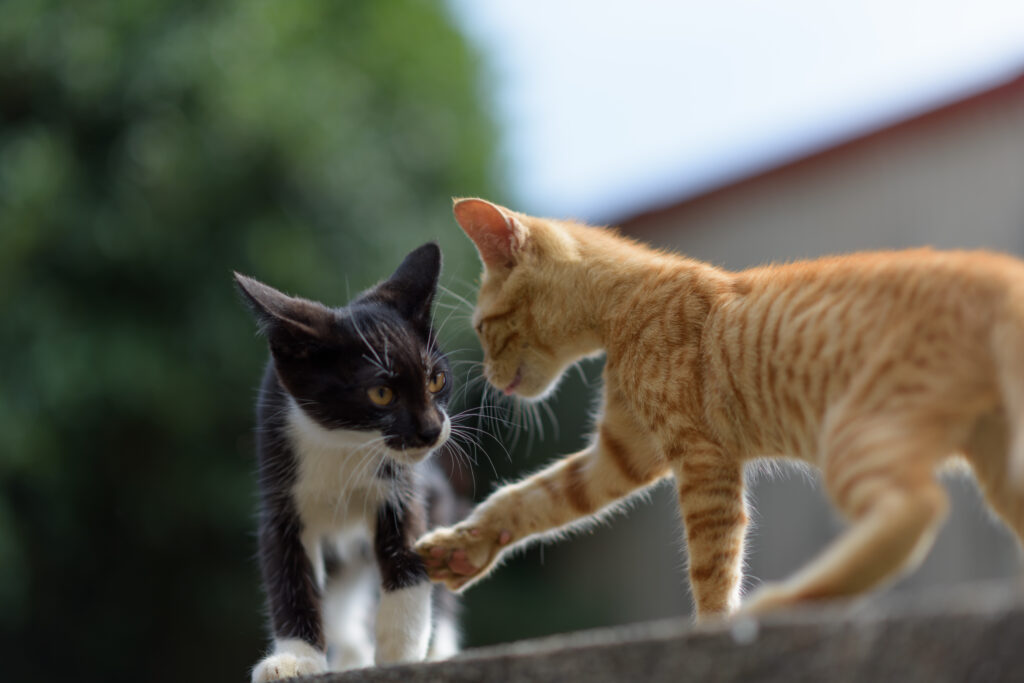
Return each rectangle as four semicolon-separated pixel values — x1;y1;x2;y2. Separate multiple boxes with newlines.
235;243;461;682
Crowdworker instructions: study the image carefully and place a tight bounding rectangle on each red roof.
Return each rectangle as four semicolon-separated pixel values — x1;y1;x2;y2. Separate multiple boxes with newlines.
618;67;1024;235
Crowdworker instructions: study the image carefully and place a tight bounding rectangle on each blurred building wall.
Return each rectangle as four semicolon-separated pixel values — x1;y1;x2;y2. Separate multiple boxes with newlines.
609;69;1024;612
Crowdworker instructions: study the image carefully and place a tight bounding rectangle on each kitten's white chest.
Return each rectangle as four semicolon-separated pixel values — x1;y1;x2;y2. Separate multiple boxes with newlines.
286;401;391;532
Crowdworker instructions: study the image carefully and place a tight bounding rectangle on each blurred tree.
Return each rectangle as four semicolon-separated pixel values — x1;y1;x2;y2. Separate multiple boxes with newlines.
0;1;498;680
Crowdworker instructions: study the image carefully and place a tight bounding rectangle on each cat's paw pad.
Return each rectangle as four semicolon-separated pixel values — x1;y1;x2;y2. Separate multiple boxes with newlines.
415;523;513;591
251;652;327;682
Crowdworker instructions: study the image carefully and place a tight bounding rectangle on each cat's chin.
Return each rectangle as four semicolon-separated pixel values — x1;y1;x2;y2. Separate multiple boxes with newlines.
386;445;438;464
504;370;565;403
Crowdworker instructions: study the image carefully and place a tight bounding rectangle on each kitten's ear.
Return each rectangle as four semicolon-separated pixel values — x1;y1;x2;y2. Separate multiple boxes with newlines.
453;198;527;269
374;242;441;329
233;272;329;358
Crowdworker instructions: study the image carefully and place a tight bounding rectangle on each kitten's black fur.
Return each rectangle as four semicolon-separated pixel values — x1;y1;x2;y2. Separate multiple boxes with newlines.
236;243;460;679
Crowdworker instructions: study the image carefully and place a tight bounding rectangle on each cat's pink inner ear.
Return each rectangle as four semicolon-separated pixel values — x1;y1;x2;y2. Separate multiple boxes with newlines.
453;198;522;268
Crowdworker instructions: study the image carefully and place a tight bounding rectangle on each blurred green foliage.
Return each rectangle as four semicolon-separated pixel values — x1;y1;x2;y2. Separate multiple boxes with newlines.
0;1;500;680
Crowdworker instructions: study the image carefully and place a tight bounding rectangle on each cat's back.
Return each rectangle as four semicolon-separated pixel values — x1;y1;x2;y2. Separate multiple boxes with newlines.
726;248;1024;336
701;249;1024;456
738;248;1024;298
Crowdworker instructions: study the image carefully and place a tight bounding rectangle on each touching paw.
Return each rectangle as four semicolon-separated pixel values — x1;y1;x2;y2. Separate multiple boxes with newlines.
414;521;514;591
251;647;327;682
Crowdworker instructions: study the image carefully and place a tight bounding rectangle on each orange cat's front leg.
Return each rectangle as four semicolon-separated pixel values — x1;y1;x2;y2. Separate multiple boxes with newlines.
415;420;669;591
672;444;748;619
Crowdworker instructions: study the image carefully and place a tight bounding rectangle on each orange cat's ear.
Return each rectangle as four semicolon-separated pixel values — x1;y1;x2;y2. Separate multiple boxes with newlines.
452;198;527;269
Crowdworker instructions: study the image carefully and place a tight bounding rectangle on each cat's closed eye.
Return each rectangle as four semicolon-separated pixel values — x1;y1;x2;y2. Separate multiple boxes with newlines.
367;386;394;406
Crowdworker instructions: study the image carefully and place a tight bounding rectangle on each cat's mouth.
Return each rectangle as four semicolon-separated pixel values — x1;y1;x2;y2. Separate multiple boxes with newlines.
503;367;522;395
384;441;443;464
384;415;452;462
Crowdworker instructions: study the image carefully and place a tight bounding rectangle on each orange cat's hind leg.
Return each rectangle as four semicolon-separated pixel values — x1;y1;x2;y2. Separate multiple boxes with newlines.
741;419;951;615
963;411;1024;543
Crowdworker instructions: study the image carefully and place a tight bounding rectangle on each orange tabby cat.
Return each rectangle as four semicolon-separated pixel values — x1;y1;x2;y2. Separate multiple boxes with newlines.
415;198;1024;618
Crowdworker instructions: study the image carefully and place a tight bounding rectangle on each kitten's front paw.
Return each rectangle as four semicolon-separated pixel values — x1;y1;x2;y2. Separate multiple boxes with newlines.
251;651;327;682
414;521;513;591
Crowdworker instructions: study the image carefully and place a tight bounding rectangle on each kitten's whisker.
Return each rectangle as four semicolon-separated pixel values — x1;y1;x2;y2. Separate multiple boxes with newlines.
449;426;500;479
383;336;392;373
433;301;466;342
444;441;477;498
447;432;484;457
451;404;516;424
339;436;391;520
437;283;476;314
457;424;511;456
352;318;388;375
329;437;388;522
451;411;517;428
442;349;479;358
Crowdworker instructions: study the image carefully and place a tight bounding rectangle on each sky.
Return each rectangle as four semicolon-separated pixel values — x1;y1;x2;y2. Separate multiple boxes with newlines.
449;0;1024;223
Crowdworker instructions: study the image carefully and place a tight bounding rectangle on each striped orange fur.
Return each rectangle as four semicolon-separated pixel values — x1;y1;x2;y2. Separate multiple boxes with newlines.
414;198;1024;619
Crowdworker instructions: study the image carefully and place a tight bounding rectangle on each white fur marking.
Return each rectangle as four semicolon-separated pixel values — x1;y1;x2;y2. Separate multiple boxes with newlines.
375;582;433;665
428;614;460;660
438;412;451;448
251;638;327;683
287;399;391;532
323;556;377;670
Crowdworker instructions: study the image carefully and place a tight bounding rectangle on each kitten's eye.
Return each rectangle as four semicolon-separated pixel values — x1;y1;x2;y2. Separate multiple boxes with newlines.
367;386;394;406
427;371;446;394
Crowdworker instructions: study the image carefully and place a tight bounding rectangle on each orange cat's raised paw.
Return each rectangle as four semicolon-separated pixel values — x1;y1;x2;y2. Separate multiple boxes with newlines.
415;522;513;592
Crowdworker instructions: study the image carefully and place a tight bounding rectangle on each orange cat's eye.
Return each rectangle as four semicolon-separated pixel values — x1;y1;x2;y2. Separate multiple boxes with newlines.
368;386;394;406
427;371;446;393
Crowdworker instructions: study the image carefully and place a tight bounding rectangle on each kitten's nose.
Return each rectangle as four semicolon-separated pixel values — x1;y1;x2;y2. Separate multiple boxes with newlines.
417;425;442;446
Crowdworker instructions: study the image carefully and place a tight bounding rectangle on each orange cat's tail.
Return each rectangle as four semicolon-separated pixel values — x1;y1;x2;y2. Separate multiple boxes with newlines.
993;299;1024;487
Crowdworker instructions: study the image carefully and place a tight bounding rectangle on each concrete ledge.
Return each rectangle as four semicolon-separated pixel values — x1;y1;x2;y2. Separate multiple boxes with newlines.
311;582;1024;682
